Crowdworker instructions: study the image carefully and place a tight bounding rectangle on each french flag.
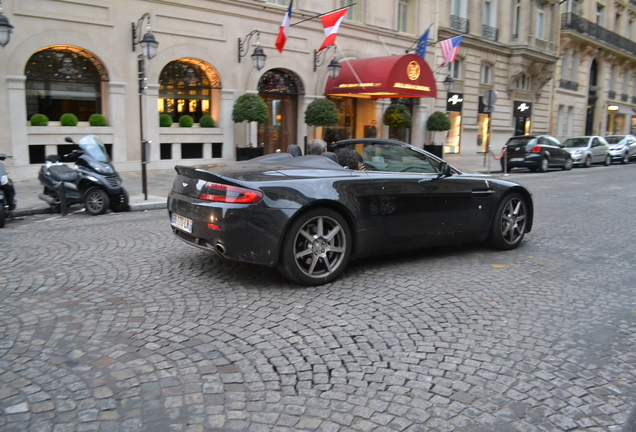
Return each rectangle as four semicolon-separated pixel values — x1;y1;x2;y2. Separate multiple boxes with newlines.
275;1;293;53
318;7;349;52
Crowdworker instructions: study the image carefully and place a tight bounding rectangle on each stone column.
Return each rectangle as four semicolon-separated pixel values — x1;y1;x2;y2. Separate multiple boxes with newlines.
221;89;235;161
108;81;127;163
6;76;27;166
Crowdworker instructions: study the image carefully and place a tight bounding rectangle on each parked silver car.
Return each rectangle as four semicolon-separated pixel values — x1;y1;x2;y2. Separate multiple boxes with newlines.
562;136;611;167
605;135;636;164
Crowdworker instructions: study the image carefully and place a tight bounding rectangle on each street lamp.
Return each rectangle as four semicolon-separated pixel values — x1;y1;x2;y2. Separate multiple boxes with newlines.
443;75;454;93
314;45;341;79
238;30;266;71
0;1;14;48
132;13;159;200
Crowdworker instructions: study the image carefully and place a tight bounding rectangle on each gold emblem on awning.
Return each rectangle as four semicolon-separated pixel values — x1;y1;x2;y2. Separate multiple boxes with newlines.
407;61;420;80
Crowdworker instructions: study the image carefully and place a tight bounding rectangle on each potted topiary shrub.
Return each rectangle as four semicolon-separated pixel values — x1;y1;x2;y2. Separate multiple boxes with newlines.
232;93;269;159
426;110;451;158
179;115;194;127
30;114;49;126
60;113;79;126
88;113;107;126
199;115;216;128
383;103;412;141
159;114;173;127
304;98;339;143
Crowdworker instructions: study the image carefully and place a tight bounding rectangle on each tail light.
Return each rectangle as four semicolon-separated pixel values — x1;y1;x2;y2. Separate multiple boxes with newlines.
200;182;263;204
530;146;542;153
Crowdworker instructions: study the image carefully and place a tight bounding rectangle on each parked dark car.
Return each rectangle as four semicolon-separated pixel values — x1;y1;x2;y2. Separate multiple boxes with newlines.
501;135;573;173
168;139;534;286
605;135;636;164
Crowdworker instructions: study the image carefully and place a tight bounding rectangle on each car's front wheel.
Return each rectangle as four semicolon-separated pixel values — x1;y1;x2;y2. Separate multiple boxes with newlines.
490;193;528;250
278;208;351;285
622;153;629;164
583;155;592;168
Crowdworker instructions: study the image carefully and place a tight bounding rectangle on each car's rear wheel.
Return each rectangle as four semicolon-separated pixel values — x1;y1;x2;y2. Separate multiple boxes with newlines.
490;193;528;250
538;157;548;173
562;158;573;170
278;208;351;285
621;153;629;164
604;155;611;166
584;155;592;168
85;187;109;215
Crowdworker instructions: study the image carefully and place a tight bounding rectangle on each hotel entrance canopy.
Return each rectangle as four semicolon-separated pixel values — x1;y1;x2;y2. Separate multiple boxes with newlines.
324;54;437;99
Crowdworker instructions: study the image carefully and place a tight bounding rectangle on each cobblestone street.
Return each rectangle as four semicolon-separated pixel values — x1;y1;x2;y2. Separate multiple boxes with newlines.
1;165;635;432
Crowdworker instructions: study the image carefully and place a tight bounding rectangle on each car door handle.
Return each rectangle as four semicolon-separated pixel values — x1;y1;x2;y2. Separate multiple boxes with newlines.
472;190;496;196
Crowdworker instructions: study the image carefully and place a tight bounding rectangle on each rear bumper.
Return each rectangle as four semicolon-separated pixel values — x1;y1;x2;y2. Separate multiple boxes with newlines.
502;155;540;169
167;192;291;267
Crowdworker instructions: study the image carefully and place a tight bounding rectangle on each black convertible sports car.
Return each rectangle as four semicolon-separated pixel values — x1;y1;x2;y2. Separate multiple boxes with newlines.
167;138;533;285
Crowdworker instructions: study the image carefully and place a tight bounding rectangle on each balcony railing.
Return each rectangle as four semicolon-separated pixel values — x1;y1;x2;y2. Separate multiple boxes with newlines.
608;90;616;99
561;13;636;56
450;15;469;34
559;79;579;91
482;25;498;41
621;93;628;102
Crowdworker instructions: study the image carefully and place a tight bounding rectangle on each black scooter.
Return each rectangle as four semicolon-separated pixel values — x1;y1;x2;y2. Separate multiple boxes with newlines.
38;135;129;215
0;154;17;228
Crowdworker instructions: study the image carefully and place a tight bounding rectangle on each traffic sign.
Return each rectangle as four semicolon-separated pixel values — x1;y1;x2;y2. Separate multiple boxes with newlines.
483;89;498;108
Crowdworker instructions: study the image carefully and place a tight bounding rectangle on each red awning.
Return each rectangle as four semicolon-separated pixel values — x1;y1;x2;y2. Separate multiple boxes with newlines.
324;54;437;99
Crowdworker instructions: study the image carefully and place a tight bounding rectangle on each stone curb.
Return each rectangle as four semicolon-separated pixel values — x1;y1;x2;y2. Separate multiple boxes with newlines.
11;201;167;217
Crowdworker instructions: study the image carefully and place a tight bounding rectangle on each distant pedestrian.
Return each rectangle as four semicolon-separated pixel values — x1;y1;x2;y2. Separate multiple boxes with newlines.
365;120;378;138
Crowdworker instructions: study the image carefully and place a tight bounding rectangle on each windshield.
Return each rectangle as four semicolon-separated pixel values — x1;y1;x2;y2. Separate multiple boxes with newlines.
78;135;110;163
605;136;625;144
562;137;589;148
505;137;536;147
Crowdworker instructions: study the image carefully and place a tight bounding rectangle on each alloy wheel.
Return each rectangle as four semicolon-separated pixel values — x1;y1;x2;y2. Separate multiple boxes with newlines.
292;215;347;279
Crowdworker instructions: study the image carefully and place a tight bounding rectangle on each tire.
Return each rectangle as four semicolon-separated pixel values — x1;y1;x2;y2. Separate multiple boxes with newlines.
538;157;548;173
278;208;351;285
0;202;5;228
84;187;109;215
604;155;611;166
562;158;573;170
489;192;528;250
583;155;592;168
110;188;130;212
621;153;629;164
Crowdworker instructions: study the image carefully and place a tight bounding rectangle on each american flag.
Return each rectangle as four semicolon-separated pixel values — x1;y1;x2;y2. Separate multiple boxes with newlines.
439;35;463;66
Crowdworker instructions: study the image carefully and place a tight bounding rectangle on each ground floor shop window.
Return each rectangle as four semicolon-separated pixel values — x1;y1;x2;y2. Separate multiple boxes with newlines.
159;59;221;124
25;46;108;122
181;143;203;159
606;112;625;135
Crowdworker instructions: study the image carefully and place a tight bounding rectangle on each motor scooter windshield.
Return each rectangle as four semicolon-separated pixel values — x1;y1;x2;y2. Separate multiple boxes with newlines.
78;135;110;163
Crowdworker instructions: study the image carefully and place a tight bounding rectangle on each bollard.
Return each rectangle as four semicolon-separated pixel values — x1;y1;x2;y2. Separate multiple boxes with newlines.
59;182;68;216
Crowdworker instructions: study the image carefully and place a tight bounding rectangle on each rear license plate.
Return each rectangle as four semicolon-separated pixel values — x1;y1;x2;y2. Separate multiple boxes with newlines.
510;158;524;162
171;213;193;233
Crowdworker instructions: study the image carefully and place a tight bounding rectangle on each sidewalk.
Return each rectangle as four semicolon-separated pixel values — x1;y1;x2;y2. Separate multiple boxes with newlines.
9;152;502;217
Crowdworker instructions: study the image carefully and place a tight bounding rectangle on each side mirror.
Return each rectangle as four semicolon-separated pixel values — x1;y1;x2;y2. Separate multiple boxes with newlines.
64;137;75;144
438;161;452;178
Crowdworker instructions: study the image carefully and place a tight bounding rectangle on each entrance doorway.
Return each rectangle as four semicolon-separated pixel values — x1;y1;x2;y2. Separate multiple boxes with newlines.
257;69;303;154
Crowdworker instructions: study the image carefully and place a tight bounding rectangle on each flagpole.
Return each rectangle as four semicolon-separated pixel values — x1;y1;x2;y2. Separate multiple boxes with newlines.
289;4;355;27
405;23;433;53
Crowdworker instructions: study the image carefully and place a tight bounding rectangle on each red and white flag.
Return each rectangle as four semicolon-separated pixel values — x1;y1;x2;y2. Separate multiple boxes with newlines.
318;7;349;52
275;1;293;53
439;35;463;66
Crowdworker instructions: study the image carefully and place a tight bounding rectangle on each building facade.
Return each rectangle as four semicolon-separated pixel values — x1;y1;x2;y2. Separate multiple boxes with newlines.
0;0;633;180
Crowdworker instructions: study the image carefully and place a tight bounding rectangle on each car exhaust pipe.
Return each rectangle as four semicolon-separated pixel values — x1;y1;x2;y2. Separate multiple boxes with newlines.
215;243;227;256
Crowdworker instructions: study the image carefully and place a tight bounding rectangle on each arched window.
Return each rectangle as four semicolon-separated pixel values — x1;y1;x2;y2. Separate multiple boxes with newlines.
25;46;108;122
158;58;221;123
